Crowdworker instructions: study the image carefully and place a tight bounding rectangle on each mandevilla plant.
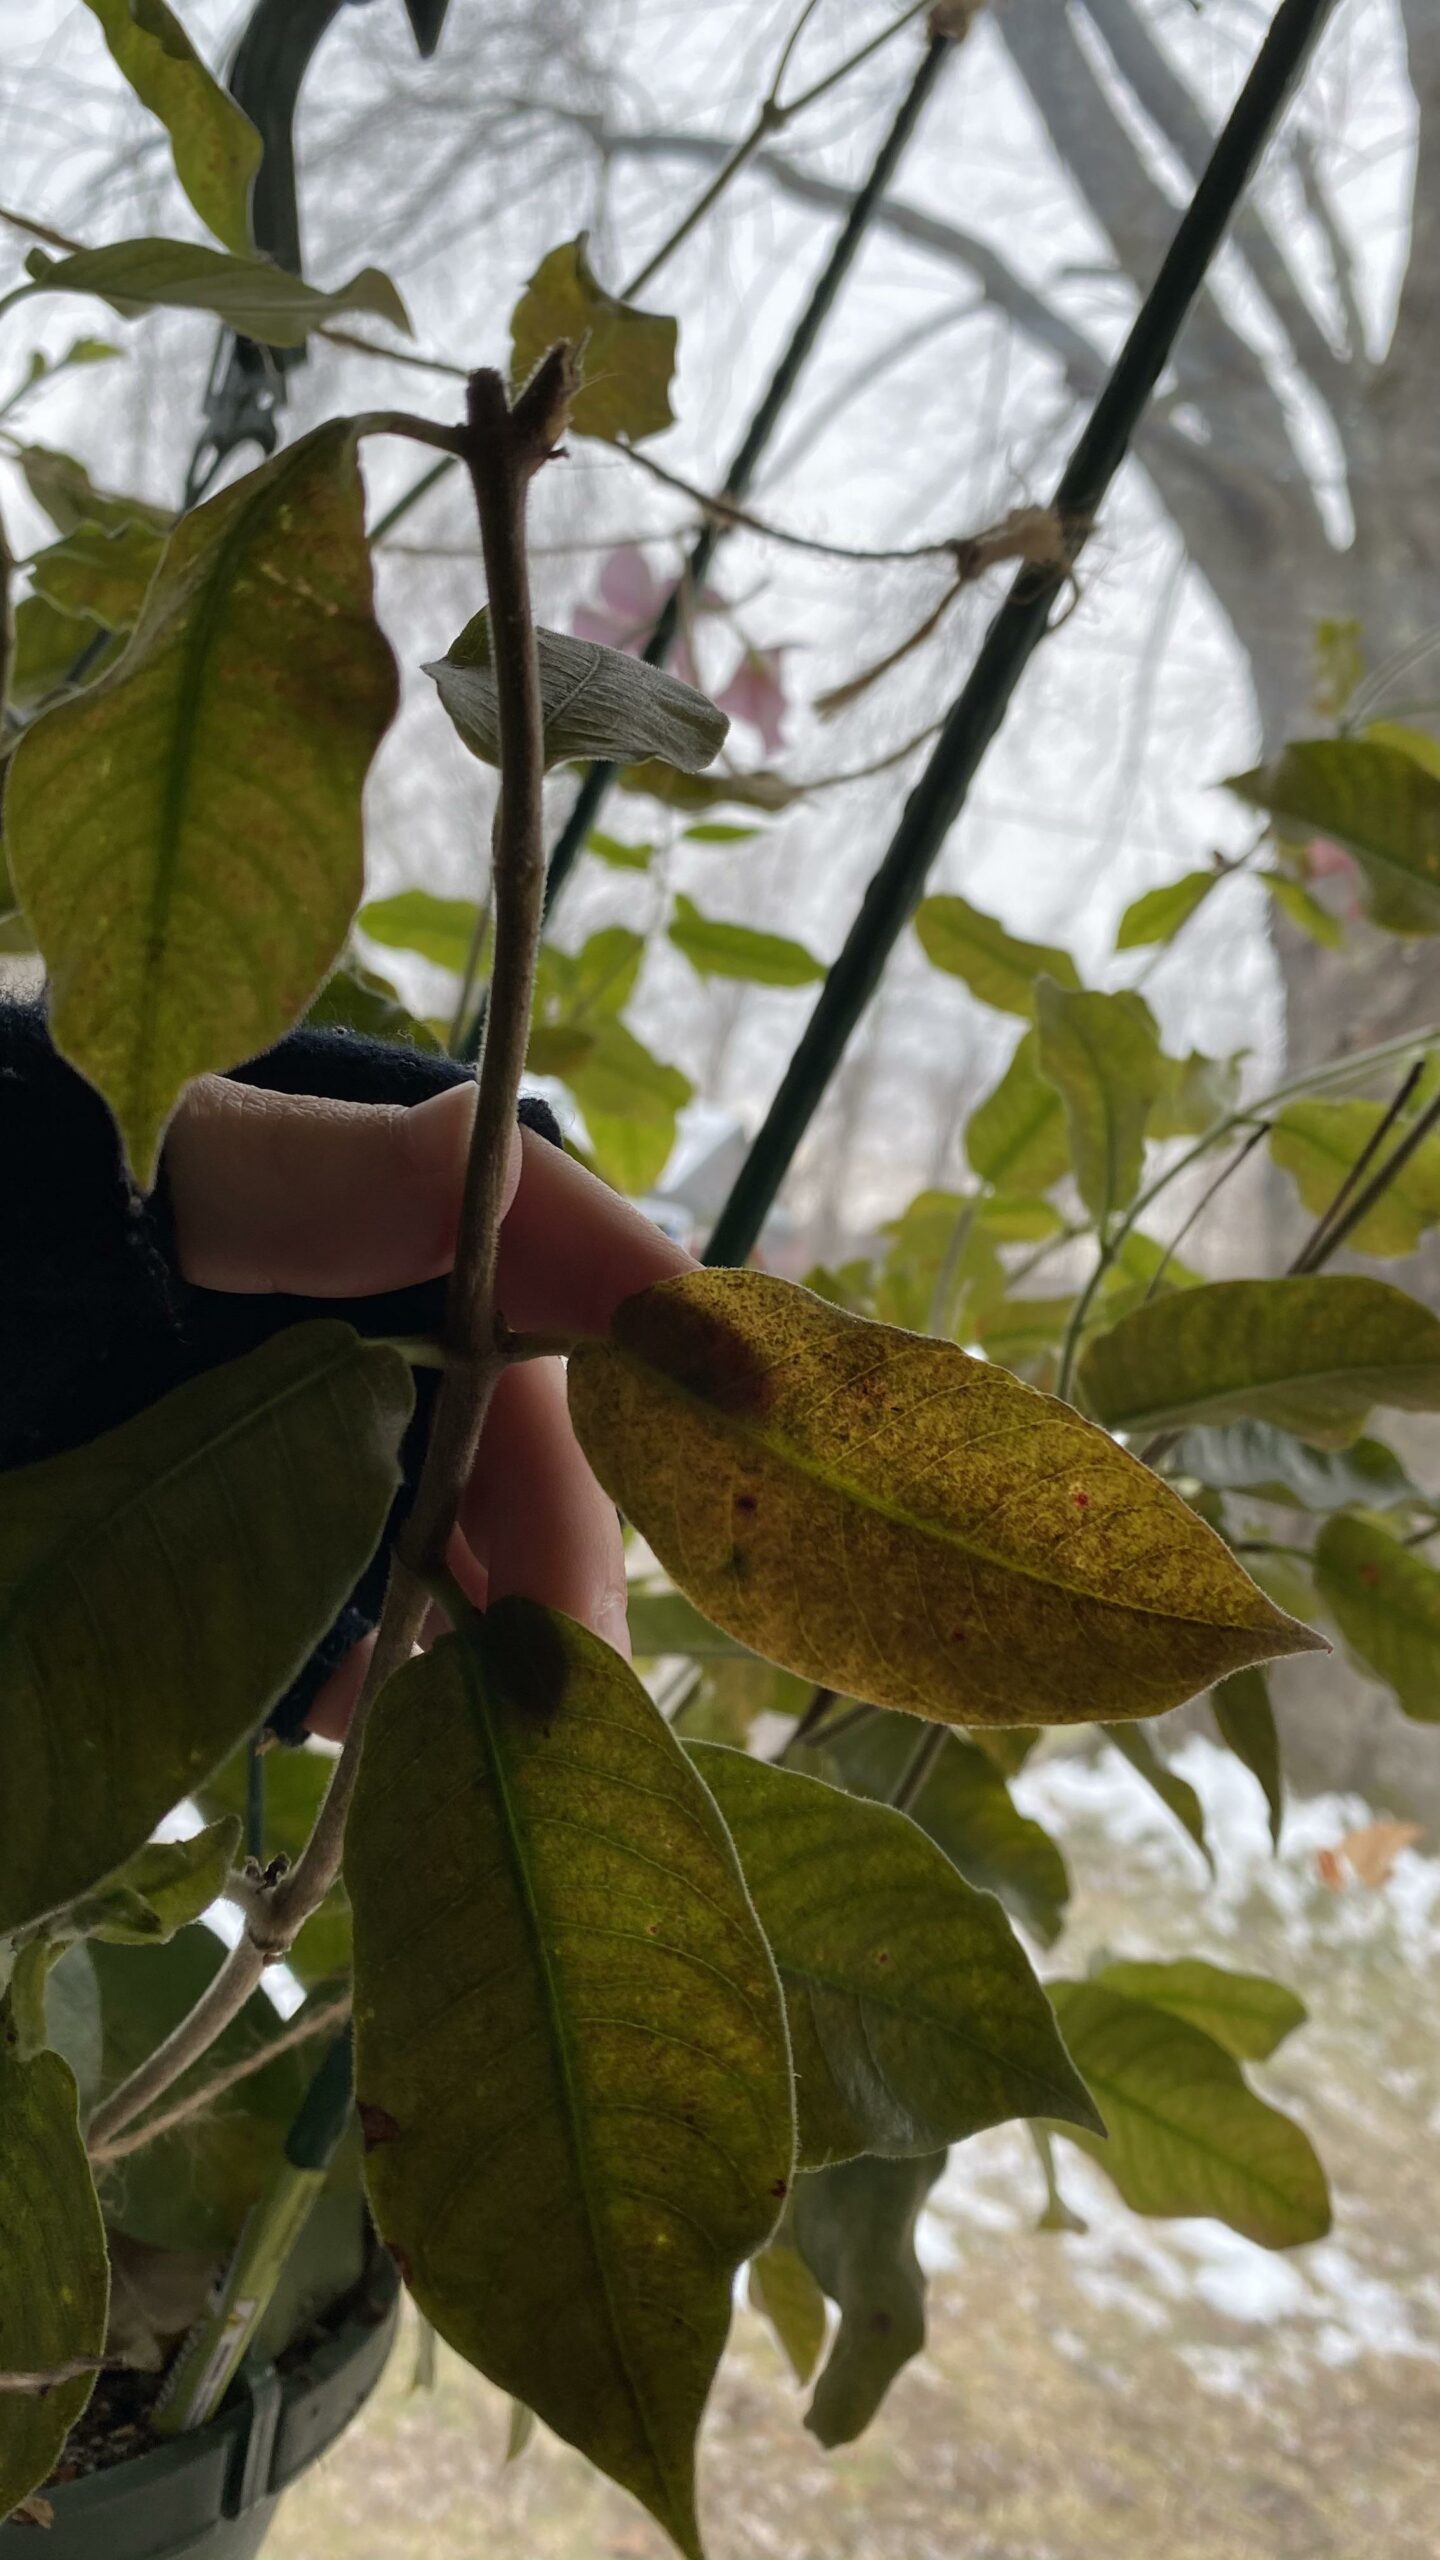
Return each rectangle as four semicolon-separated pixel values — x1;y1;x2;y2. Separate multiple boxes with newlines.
2;2;1437;2557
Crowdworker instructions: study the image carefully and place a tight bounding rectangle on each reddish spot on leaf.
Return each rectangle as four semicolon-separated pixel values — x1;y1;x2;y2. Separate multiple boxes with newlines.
770;2178;789;2200
874;1949;892;1967
1358;1564;1380;1586
949;1628;966;1644
1072;1488;1091;1509
358;2102;401;2152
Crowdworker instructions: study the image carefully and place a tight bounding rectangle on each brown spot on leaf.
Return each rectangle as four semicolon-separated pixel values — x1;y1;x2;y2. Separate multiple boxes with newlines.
1072;1488;1091;1509
770;2177;789;2200
869;2310;893;2335
949;1627;966;1643
874;1949;892;1967
735;1491;758;1514
1358;1563;1380;1586
359;2102;401;2152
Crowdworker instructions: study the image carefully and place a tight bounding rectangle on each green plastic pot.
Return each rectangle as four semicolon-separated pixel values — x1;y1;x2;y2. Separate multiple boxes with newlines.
0;2263;399;2560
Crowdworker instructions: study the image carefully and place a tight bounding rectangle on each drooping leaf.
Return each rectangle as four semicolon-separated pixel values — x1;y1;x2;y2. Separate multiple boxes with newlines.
23;239;410;349
689;1745;1097;2167
16;442;172;538
627;1587;758;1660
1229;738;1440;933
1211;1666;1283;1849
567;1269;1321;1730
510;234;676;443
1260;869;1343;949
7;422;399;1183
1114;870;1217;950
0;2041;108;2521
426;612;726;776
914;893;1078;1016
90;1929;315;2250
1103;1722;1211;1871
1172;1419;1419;1514
1079;1273;1440;1448
793;2151;947;2447
304;964;444;1053
81;0;262;253
805;1715;1068;1947
668;894;823;989
1314;1515;1440;1720
964;1029;1070;1194
1269;1098;1440;1258
0;1323;411;1935
359;889;481;976
747;2237;827;2384
348;1601;794;2560
1047;1980;1329;2249
1094;1959;1305;2063
1033;978;1164;1222
58;1816;240;1946
27;518;164;630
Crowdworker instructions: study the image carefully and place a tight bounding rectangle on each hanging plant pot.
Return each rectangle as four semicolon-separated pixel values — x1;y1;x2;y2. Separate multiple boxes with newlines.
0;2262;398;2560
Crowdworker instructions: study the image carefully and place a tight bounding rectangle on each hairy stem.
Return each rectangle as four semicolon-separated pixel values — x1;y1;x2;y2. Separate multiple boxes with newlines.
89;1988;352;2168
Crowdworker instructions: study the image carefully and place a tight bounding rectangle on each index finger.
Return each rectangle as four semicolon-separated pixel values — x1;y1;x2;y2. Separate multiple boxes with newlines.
498;1125;695;1338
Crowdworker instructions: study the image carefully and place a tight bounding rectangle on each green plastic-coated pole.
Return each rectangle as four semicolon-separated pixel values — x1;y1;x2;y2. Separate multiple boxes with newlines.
704;0;1336;1270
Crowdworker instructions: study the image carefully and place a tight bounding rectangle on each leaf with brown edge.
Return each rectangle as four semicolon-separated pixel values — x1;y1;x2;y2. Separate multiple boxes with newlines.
6;421;398;1185
347;1600;794;2560
1078;1274;1440;1449
0;2042;109;2522
688;1745;1098;2168
567;1270;1322;1731
510;235;676;443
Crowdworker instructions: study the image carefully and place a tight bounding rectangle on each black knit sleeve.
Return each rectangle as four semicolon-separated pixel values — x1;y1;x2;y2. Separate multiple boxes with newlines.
0;1003;561;1736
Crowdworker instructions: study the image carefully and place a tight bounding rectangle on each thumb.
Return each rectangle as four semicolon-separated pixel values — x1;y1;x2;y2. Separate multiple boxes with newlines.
164;1074;517;1296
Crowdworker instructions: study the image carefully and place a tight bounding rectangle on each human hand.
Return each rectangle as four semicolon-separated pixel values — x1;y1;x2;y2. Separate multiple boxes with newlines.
164;1075;694;1735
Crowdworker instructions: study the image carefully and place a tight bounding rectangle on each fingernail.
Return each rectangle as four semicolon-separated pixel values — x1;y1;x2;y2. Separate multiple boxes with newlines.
595;1582;633;1662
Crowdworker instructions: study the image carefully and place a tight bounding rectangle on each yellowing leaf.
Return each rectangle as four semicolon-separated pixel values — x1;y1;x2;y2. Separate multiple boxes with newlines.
7;423;398;1183
1048;1981;1330;2249
1230;738;1440;934
348;1602;793;2560
567;1269;1321;1731
689;1745;1098;2167
1314;1515;1440;1721
964;1029;1070;1195
1270;1098;1440;1257
510;235;677;443
1079;1273;1440;1448
24;238;410;349
1033;978;1164;1222
914;893;1078;1015
82;0;262;253
0;2045;108;2521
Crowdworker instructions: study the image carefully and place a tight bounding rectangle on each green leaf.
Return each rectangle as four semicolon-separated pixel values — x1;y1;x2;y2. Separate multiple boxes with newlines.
27;518;164;630
1363;717;1440;778
669;894;823;989
974;1193;1067;1244
964;1029;1070;1195
1259;870;1343;950
0;2041;108;2521
1033;978;1164;1222
7;422;399;1184
628;1588;758;1660
1079;1273;1440;1447
43;1946;104;2110
805;1715;1068;1948
1094;1959;1305;2062
82;0;262;254
869;1190;1005;1340
427;612;726;776
1103;1722;1211;1871
347;1601;794;2560
359;888;481;976
685;821;762;844
569;1020;691;1195
1149;1048;1245;1140
1048;1981;1330;2249
914;893;1078;1016
689;1745;1097;2167
972;1291;1077;1381
1172;1419;1419;1513
304;964;444;1053
536;926;646;1026
1114;870;1217;950
16;441;171;538
510;234;676;443
793;2152;946;2447
1229;738;1440;934
23;239;410;350
1314;1515;1440;1721
59;1816;240;1946
587;829;654;871
567;1269;1321;1730
1270;1098;1440;1257
747;2237;827;2384
618;760;802;815
0;1322;411;1936
90;1930;315;2250
7;593;122;712
1211;1666;1283;1849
